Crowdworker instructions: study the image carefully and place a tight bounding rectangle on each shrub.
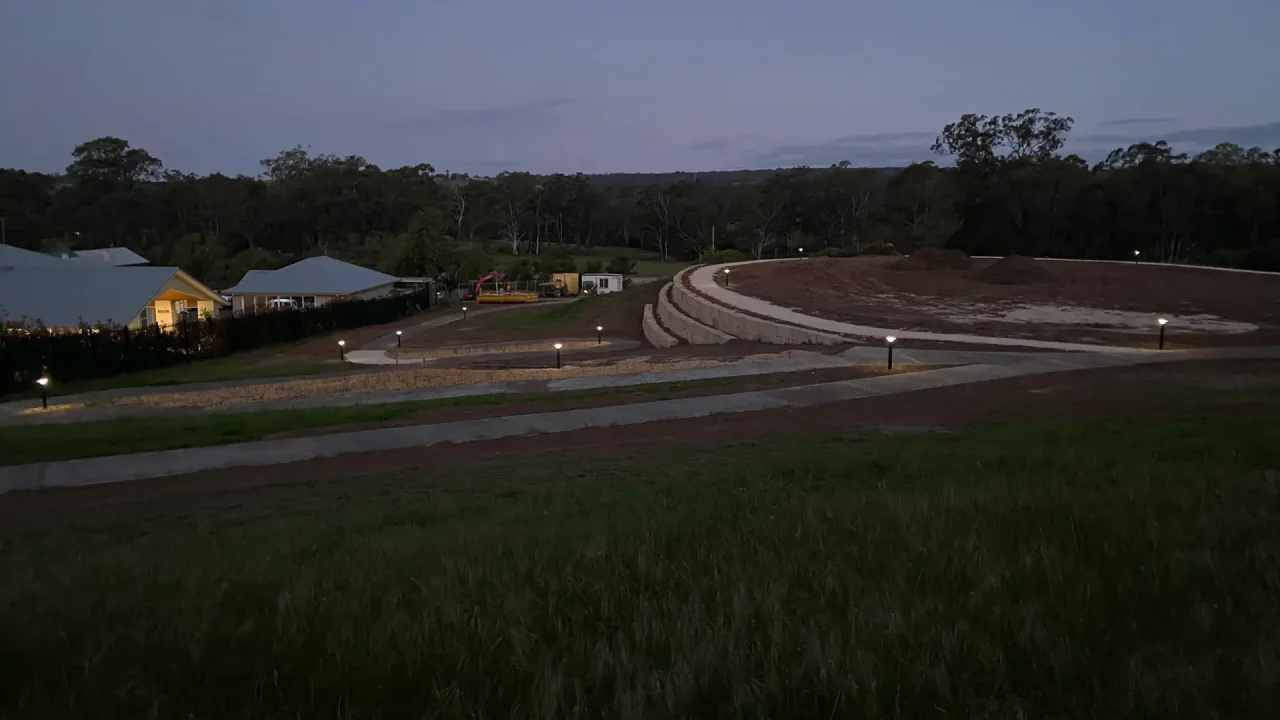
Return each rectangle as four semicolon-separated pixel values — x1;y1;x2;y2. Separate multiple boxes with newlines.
605;256;637;275
699;249;748;265
859;240;901;256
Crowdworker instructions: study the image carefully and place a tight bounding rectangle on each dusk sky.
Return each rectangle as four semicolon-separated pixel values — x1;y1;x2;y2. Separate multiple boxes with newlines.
3;0;1280;176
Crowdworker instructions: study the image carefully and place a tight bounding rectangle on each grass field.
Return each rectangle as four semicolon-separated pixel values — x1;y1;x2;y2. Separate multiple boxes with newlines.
2;417;1277;717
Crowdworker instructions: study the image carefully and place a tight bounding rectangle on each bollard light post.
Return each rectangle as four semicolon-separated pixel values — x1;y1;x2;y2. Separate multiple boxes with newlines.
1158;317;1169;350
36;376;50;409
395;330;402;348
885;335;896;370
338;339;346;361
462;305;468;320
596;325;603;344
724;268;731;288
554;342;563;369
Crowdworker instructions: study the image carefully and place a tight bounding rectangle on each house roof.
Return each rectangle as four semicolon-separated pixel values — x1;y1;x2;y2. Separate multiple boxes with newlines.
0;266;181;328
72;247;150;266
224;256;399;295
0;265;226;328
0;243;67;267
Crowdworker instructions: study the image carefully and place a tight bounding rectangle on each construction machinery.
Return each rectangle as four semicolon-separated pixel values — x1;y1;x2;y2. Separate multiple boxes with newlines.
539;272;580;298
463;271;539;304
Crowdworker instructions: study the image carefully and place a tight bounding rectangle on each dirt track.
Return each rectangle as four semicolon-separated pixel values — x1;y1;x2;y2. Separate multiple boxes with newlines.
731;257;1280;348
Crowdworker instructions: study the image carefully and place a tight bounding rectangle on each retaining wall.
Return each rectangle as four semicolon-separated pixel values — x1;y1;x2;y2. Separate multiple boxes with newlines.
642;303;680;348
670;267;850;345
657;283;733;345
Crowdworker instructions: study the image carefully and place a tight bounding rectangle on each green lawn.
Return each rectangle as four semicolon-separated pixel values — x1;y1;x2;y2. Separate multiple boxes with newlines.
4;358;336;401
2;417;1278;717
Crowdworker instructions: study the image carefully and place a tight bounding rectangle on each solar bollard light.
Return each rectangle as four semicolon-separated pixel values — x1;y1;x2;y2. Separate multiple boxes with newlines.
1158;317;1169;349
338;339;346;361
885;335;896;370
723;268;731;287
596;325;603;344
36;376;50;409
395;329;403;348
554;342;563;369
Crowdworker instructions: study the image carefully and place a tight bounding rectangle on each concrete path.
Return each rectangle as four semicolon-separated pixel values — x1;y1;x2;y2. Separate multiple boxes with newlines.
3;344;1277;493
693;261;1160;353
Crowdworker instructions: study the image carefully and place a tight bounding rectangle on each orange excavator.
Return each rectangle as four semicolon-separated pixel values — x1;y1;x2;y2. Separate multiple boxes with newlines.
460;271;502;301
461;270;540;304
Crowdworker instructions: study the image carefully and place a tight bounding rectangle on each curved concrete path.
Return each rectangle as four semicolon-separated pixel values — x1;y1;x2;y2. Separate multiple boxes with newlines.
693;260;1164;353
2;344;1277;493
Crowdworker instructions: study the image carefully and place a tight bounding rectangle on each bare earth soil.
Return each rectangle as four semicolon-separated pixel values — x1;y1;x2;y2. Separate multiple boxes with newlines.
3;358;1277;531
731;257;1280;348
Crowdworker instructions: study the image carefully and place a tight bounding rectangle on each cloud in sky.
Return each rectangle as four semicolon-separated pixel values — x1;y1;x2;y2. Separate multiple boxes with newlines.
393;97;580;131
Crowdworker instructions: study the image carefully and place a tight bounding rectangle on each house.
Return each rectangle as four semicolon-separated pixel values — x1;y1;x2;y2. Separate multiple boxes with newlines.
223;256;404;313
69;247;151;266
581;272;624;294
0;243;227;330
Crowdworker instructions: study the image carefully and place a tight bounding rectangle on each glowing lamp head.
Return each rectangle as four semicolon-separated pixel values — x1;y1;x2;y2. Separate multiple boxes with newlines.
395;330;402;336
596;325;603;332
1157;318;1169;326
338;340;346;347
36;377;50;387
723;268;731;274
1134;249;1141;256
554;343;563;350
885;335;897;344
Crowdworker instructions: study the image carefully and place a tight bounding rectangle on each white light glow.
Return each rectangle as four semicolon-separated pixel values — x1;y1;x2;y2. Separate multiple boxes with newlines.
1158;318;1169;326
885;336;897;343
338;340;346;346
36;377;49;387
554;343;563;350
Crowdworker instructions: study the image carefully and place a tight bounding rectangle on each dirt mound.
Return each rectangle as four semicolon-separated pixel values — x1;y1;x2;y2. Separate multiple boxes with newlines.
891;247;973;271
974;255;1056;285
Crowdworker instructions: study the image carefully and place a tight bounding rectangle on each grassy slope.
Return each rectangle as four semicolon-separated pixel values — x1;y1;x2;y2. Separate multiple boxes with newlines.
2;417;1278;717
481;281;661;333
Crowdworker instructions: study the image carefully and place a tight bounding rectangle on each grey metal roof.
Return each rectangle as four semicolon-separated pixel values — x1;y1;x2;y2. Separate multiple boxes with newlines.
73;247;150;266
0;265;179;328
0;243;68;267
224;256;399;295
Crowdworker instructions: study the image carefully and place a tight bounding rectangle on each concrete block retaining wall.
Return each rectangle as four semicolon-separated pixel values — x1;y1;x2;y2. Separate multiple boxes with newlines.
670;268;850;345
642;303;680;348
657;283;733;345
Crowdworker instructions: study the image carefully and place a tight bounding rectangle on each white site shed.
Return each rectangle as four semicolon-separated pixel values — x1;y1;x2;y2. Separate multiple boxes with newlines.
581;273;624;294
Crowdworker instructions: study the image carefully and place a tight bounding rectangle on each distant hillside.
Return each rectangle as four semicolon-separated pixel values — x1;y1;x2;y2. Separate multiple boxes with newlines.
581;166;904;187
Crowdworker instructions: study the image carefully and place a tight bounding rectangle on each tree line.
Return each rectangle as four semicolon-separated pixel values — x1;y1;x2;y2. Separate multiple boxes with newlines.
2;108;1278;290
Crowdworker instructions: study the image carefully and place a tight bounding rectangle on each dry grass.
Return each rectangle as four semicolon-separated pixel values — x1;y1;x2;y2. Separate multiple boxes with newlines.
108;357;754;409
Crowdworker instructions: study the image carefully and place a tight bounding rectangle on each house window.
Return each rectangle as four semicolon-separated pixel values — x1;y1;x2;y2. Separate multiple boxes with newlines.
599;277;610;289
